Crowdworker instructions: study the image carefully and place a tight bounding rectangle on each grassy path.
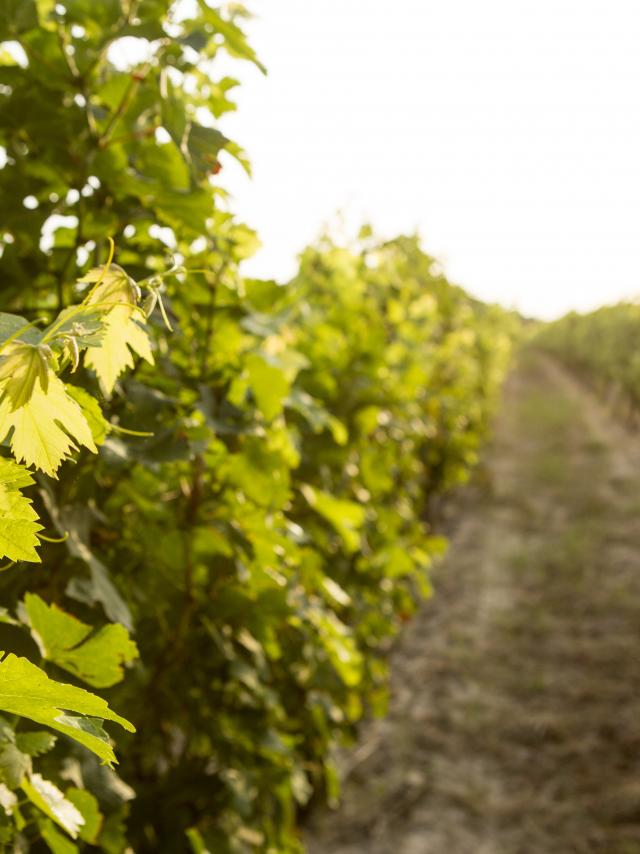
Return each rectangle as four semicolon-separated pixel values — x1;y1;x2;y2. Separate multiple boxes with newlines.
306;349;640;854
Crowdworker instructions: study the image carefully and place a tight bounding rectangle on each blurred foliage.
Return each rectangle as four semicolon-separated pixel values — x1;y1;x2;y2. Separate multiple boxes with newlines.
0;0;517;850
536;304;640;407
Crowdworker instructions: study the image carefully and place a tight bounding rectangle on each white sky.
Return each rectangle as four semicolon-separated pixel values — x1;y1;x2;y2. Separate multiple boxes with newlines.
219;0;640;319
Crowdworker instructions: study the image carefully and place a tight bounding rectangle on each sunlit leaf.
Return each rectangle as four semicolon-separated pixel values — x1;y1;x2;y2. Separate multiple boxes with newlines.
22;594;138;688
0;341;56;411
0;458;42;563
0;372;96;477
81;265;154;395
300;484;366;554
22;774;84;838
0;654;135;765
64;386;109;445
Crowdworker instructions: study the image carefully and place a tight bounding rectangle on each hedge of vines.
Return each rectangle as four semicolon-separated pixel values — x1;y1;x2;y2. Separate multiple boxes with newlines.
0;1;515;851
536;304;640;410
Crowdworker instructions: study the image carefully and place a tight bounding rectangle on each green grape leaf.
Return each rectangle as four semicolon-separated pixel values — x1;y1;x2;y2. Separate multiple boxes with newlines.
23;773;84;838
0;313;41;348
64;386;109;445
65;788;102;844
197;3;266;73
186;124;229;177
299;485;366;554
285;388;332;431
22;594;138;688
15;731;57;757
81;265;154;395
0;372;96;477
308;608;363;687
0;654;135;766
65;567;132;633
0;458;34;490
0;458;42;563
0;742;31;789
246;354;290;421
38;496;133;630
38;819;78;854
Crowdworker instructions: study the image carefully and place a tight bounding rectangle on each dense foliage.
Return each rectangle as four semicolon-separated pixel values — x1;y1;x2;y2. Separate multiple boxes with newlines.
0;1;515;850
536;304;640;411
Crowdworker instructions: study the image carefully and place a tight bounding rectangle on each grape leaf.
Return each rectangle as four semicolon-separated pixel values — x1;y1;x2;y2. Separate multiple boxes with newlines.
186;124;229;178
0;341;56;411
0;313;41;348
64;386;109;446
38;819;78;854
0;654;135;766
0;742;31;788
246;354;290;421
0;373;96;477
299;484;366;554
0;459;42;563
0;458;34;489
22;594;138;688
38;496;133;630
81;265;154;395
308;608;363;687
65;788;102;844
196;3;266;73
15;731;57;757
84;307;153;396
0;715;31;789
23;774;84;838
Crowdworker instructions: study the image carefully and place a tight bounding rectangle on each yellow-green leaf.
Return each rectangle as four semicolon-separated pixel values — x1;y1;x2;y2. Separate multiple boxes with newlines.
246;353;290;421
81;265;153;395
64;386;109;445
300;484;366;554
38;819;78;854
0;459;42;563
65;788;102;844
0;654;135;766
22;594;138;688
0;341;55;411
0;374;96;477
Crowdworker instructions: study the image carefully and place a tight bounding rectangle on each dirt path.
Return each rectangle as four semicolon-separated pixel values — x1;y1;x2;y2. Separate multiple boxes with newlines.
305;350;640;854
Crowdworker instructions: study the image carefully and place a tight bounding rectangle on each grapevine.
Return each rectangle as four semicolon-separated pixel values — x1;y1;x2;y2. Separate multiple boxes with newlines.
0;2;516;850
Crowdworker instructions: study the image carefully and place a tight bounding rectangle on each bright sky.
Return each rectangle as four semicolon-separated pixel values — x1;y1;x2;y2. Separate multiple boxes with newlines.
218;0;640;319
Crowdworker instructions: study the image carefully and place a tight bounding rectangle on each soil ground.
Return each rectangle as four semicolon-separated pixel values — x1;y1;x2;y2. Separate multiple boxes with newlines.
305;349;640;854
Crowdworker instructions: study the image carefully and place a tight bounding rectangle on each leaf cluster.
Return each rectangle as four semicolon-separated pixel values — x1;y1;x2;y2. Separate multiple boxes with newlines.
0;1;518;852
536;303;640;408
